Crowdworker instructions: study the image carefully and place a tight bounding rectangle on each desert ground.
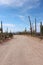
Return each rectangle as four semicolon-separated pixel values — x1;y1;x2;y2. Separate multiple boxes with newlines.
0;35;43;65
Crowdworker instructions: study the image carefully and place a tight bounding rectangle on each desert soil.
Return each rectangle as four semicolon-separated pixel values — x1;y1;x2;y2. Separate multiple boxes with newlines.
0;35;43;65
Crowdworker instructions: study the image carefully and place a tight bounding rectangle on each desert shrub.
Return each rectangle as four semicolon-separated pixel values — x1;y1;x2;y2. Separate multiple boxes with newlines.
41;26;43;36
9;33;13;38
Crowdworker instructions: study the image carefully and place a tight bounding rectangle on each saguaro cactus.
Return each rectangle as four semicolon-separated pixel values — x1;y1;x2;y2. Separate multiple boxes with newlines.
40;22;43;36
28;16;32;35
1;21;3;33
40;22;42;35
35;18;36;34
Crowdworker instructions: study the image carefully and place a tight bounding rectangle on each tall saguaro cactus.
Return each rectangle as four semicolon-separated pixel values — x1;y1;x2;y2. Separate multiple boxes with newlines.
40;22;43;36
1;21;3;33
40;22;42;35
28;16;32;35
35;18;36;34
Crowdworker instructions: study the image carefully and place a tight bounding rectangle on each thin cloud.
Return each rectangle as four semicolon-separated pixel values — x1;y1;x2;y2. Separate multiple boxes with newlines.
0;0;27;7
0;23;15;32
3;23;15;27
0;0;40;9
18;15;25;21
0;23;15;27
32;22;40;32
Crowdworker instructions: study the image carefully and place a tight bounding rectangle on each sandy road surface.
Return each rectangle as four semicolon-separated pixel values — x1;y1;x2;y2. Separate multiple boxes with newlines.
0;35;43;65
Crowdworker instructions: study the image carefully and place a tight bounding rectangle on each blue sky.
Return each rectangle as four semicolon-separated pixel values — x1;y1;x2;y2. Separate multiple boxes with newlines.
0;0;43;32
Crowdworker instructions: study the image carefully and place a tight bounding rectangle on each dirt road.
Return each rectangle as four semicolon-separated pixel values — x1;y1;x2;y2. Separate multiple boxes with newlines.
0;35;43;65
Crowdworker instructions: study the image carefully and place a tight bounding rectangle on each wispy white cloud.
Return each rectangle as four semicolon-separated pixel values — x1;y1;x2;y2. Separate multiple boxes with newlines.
18;15;25;21
32;22;40;32
0;0;27;7
0;0;40;9
0;23;15;32
2;23;15;32
0;23;15;27
3;23;15;27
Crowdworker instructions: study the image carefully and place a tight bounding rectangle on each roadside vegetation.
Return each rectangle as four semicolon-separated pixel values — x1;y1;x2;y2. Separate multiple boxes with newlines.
15;16;43;39
0;21;13;43
0;33;13;43
0;16;43;43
